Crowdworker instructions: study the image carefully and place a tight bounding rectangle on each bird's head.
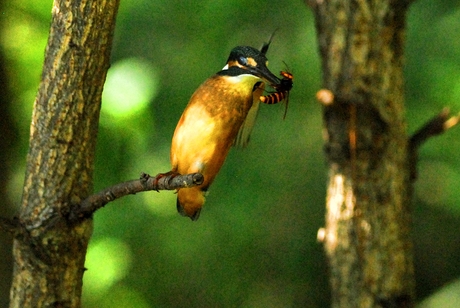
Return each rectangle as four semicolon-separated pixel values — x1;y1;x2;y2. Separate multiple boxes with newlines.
219;45;280;85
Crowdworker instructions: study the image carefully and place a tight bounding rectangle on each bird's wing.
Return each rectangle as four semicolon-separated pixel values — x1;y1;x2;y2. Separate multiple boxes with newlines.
234;81;265;148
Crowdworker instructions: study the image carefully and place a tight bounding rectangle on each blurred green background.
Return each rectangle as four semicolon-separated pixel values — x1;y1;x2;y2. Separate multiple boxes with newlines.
1;0;460;307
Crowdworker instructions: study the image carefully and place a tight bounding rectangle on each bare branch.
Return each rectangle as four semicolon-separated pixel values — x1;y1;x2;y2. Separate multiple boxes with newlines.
410;108;460;149
68;172;204;222
409;108;460;180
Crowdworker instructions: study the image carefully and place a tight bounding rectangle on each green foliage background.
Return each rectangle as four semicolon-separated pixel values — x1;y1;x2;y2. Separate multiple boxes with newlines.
1;0;460;307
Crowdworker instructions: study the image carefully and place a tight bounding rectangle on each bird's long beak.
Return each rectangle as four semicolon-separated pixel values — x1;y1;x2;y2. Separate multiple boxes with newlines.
247;65;280;86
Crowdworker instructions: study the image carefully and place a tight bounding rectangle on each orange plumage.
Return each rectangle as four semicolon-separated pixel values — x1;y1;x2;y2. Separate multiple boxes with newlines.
170;45;280;220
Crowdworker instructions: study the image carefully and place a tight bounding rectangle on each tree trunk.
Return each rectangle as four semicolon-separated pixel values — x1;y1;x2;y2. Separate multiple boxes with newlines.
310;0;415;307
9;0;119;307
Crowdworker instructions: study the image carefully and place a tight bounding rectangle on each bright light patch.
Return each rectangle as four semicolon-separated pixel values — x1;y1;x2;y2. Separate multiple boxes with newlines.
83;238;132;297
102;58;159;118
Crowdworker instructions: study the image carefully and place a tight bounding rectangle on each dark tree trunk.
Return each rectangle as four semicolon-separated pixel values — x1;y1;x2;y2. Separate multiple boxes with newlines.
310;0;415;307
9;0;119;307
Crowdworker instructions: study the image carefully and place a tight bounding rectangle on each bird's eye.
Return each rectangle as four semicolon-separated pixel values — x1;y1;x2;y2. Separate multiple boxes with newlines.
238;56;248;66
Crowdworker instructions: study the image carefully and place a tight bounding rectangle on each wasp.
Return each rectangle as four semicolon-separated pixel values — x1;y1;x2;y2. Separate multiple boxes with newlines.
260;70;293;118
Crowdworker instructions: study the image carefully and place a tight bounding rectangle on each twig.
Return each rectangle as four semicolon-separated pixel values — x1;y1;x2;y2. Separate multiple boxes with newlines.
409;108;460;180
409;108;460;149
67;172;203;221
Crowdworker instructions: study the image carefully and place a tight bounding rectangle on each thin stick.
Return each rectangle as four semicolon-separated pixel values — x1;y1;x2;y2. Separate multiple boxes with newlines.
67;172;203;221
410;108;459;149
409;108;460;180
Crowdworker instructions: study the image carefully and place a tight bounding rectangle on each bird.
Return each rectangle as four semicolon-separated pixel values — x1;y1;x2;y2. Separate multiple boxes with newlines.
168;44;281;220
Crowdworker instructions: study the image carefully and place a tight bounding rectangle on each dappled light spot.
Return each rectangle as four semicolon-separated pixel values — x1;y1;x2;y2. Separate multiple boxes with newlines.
102;58;159;119
83;238;132;298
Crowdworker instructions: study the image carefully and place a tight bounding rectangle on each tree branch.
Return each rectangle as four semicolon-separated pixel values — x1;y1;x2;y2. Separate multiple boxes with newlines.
409;108;460;180
68;172;204;221
410;107;460;149
1;172;204;235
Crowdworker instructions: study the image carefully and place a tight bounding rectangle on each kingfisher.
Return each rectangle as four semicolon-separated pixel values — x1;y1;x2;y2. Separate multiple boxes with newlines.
167;43;281;220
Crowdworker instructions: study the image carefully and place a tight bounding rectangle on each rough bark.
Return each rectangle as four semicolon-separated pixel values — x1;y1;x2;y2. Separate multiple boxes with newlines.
311;1;415;307
9;0;119;307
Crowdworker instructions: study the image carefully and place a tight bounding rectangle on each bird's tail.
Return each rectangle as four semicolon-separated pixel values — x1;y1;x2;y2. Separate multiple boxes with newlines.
176;187;206;221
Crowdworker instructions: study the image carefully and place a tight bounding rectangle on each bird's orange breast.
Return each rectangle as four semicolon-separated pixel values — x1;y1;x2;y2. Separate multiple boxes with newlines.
170;73;263;219
171;75;256;188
